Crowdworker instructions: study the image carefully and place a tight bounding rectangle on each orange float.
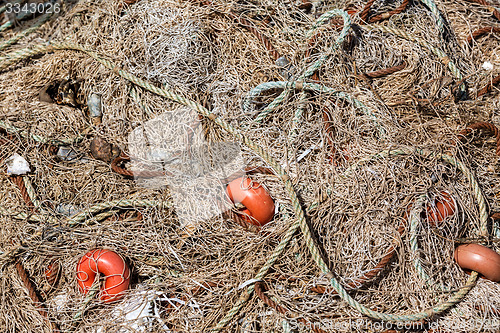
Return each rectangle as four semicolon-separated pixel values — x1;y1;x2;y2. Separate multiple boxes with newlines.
426;191;456;226
76;249;130;302
454;244;500;282
226;177;275;227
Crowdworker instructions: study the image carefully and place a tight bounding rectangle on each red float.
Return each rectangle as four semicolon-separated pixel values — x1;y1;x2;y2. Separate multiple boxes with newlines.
76;249;131;302
226;177;275;227
426;191;456;226
454;244;500;282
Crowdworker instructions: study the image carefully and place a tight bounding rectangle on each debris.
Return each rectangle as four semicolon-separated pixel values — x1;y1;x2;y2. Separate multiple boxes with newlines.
5;153;31;175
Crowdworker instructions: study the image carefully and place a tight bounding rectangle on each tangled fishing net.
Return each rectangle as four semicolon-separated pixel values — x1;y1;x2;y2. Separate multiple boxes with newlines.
1;0;500;332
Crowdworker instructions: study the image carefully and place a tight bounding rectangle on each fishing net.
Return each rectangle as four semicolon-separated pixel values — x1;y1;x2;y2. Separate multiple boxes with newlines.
0;0;500;332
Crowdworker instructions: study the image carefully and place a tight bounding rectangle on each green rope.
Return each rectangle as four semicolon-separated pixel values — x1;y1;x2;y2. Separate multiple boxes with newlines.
313;147;485;322
66;199;171;227
251;9;351;125
361;24;467;97
0;3;45;33
244;81;384;135
0;0;21;15
0;205;58;224
0;40;488;328
129;85;153;116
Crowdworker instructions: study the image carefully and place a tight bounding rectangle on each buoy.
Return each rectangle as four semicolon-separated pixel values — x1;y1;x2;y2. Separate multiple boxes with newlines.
454;244;500;282
226;177;275;227
426;191;456;226
76;249;131;302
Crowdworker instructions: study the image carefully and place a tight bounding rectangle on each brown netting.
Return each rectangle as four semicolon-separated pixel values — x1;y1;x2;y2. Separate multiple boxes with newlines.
1;0;500;332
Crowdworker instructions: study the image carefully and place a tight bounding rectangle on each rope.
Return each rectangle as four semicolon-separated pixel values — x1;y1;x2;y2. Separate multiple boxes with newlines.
360;0;410;24
419;0;446;35
245;81;383;134
466;26;500;45
69;281;100;331
408;195;446;289
10;176;35;210
0;39;489;328
0;120;84;146
16;261;60;332
467;0;500;22
368;0;410;23
249;9;351;130
310;221;405;294
111;153;167;178
456;121;500;156
66;199;171;227
477;74;500;97
364;62;407;79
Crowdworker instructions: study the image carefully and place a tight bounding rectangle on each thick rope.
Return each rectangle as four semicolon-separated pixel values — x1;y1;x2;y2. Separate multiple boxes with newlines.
368;0;410;23
364;62;407;79
477;74;500;97
250;9;351;127
457;121;500;156
467;0;500;22
466;26;500;45
419;0;446;35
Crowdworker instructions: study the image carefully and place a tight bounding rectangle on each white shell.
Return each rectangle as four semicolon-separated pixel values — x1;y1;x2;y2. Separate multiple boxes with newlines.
6;153;31;175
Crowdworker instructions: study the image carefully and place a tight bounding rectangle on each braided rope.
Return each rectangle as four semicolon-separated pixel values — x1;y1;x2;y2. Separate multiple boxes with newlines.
477;74;500;98
246;81;382;134
16;261;59;332
251;9;351;126
0;119;84;146
310;221;405;294
364;62;407;79
70;281;100;331
359;0;376;22
368;0;410;23
419;0;446;35
361;24;467;97
466;26;500;45
66;199;171;227
316;147;486;322
467;0;500;22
